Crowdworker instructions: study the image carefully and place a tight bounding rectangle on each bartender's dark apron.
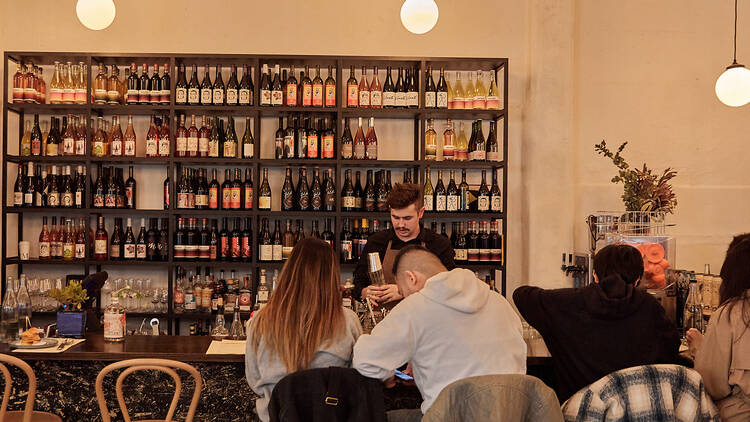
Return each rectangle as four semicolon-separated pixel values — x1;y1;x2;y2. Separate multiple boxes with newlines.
380;239;424;311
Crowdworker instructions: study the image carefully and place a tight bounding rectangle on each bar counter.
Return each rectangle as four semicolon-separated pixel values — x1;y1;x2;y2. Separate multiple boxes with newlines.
2;334;552;422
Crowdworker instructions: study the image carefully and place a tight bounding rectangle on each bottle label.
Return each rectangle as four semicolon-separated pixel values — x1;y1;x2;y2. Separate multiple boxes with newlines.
312;84;323;106
24;192;33;205
341;240;353;261
477;195;489;211
93;89;106;103
199;136;209;154
146;139;158;156
176;136;187;154
105;194;116;208
49;88;63;103
223;141;236;158
359;90;370;107
491;195;502;211
395;92;406;107
222;189;232;209
468;248;480;261
108;90;120;101
93;194;103;208
48;193;60;207
242;237;251;257
175;87;186;104
209;188;218;208
47;143;59;157
226;89;238;105
136;244;147;259
110;243;120;259
323;135;334;158
473;96;486;109
260;244;273;261
174;291;184;305
343;196;356;208
306;135;318;158
75;243;86;259
407;92;419;107
272;244;282;261
271;90;283;106
126;187;134;207
209;140;219;157
244;188;253;209
63;138;75;154
213;88;226;104
161;90;170;104
447;195;459;212
188;88;199;104
341;143;353;159
95;239;107;255
232;237;241;257
62;193;73;207
239;89;251;105
259;196;271;209
365;143;377;160
473;150;486;161
423;195;434;211
325;85;336;107
258;290;269;302
260;89;271;105
231;187;241;209
370;91;382;106
195;194;208;207
201;89;212;105
436;195;446;211
480;249;491;261
455;248;467;261
486;96;500;110
111;140;122;156
382;91;395;106
239;294;252;311
187;136;198;153
487;151;500;162
174;244;185;258
437;92;448;108
302;86;313;106
425;92;436;108
137;89;149;102
39;242;50;258
158;138;169;156
282;246;294;260
443;145;455;160
286;85;297;106
347;85;358;107
75;89;87;103
13;192;22;206
124;244;136;259
491;249;502;262
75;139;86;156
103;312;126;341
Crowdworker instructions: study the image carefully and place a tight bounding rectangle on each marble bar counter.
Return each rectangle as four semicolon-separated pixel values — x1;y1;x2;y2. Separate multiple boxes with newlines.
0;334;552;422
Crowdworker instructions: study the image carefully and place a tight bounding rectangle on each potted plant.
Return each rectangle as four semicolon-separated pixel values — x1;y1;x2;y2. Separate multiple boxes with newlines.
49;281;89;338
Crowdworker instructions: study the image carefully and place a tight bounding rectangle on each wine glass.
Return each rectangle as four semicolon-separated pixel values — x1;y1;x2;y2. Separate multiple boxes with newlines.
160;289;168;313
142;279;152;311
39;279;51;311
27;278;39;310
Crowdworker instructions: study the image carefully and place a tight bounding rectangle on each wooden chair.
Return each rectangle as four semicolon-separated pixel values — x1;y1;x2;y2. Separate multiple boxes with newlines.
0;353;62;422
95;358;202;422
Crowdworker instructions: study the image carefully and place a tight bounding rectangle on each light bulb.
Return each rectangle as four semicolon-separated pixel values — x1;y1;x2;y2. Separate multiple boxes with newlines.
76;0;116;31
400;0;439;35
715;64;750;107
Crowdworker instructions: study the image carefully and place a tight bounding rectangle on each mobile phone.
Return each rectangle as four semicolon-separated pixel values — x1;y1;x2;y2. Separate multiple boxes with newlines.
394;369;413;381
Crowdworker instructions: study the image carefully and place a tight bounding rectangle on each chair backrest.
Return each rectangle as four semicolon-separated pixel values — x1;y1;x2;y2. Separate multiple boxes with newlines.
0;353;38;422
561;364;721;422
422;374;564;422
95;358;203;422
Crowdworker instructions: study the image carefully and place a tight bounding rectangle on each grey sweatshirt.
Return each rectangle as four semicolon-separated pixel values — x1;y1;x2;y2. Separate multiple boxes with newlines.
245;308;363;422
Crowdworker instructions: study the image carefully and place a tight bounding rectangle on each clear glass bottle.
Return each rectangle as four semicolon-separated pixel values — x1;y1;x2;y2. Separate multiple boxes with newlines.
683;273;705;335
103;293;126;342
424;119;437;161
1;279;19;342
16;277;32;333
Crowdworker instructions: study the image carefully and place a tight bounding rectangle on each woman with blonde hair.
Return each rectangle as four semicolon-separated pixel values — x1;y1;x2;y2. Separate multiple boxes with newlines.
245;237;362;422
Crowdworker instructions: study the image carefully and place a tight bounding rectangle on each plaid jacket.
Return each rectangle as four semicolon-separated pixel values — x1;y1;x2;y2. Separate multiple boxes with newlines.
562;364;721;422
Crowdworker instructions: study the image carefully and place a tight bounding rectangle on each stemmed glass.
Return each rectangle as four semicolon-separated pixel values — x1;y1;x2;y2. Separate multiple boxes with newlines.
159;289;168;313
142;279;152;311
27;278;39;310
39;279;51;311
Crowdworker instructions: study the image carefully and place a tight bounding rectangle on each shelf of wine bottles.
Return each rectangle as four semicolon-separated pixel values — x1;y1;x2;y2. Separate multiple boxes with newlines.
4;52;509;311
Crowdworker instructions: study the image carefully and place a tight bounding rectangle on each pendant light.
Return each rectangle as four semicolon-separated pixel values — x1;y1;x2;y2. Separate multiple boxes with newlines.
76;0;116;31
715;0;750;107
400;0;439;35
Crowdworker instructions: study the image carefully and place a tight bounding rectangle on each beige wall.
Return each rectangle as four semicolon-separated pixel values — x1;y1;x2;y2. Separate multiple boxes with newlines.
1;0;747;291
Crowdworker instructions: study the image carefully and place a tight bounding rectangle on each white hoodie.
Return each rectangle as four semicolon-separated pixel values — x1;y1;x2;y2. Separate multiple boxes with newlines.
353;268;527;413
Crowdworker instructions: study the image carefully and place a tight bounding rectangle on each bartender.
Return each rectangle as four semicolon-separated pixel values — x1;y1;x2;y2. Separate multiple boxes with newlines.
354;183;455;308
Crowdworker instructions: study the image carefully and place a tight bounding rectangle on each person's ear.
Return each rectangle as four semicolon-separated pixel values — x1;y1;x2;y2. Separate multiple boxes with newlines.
417;206;424;220
405;270;418;286
593;272;599;284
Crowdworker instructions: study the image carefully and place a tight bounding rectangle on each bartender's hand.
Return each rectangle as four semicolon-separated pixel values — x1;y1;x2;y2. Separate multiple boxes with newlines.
686;328;704;357
368;284;403;305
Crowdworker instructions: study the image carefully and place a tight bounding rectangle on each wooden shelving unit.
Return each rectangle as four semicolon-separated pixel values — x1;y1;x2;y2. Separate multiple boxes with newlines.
3;52;508;335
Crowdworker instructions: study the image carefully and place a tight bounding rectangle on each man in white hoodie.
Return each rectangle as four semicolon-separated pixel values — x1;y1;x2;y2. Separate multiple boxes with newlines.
353;245;527;421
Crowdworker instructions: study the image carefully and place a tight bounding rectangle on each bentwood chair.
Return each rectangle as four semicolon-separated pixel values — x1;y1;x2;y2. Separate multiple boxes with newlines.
0;353;62;422
95;358;203;422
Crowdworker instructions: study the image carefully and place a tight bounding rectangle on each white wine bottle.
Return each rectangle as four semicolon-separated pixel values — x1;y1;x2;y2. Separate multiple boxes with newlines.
473;70;487;110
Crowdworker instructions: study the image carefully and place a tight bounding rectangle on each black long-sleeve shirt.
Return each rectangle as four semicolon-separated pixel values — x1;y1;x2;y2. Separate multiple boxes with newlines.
353;227;455;300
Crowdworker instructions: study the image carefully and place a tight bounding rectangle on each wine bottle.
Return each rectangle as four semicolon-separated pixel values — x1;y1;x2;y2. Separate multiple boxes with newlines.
353;117;365;160
464;72;475;110
307;118;319;158
365;117;378;160
224;116;238;158
231;217;242;260
490;220;502;262
259;168;272;210
353;171;364;210
486;120;500;162
434;169;446;212
260;64;271;106
370;66;382;108
395;67;406;108
39;216;51;260
322;118;335;159
285;65;298;106
284;116;296;159
200;64;213;105
281;166;295;211
242;216;252;261
425;66;436;108
347;65;358;108
436;68;448;109
243;168;253;210
423;167;434;212
311;166;323;211
301;66;313;106
454;222;467;262
187;115;199;157
459;169;471;211
218;169;230;210
188;64;200;105
342;169;356;211
163;175;170;210
376;171;389;212
382;66;395;107
226;65;239;105
175;63;188;105
30;114;42;156
220;217;230;260
231;168;242;210
425;119;437;161
271;64;283;106
325;65;336;107
241;117;254;158
473;70;487;110
341;219;353;263
407;67;419;108
446;170;459;212
95;215;108;261
13;165;23;207
479;221;490;261
324;168;336;211
274;117;284;159
467;221;479;262
364;170;376;212
208;117;220;158
487;71;501;110
297;117;308;158
282;219;295;260
239;64;253;106
175;114;187;158
341;118;353;159
322;218;334;246
472;120;486;161
272;220;283;261
150;64;161;105
477;170;490;212
259;218;272;261
297;167;310;211
23;163;35;207
359;66;370;108
124;166;136;209
160;63;171;105
490;170;502;212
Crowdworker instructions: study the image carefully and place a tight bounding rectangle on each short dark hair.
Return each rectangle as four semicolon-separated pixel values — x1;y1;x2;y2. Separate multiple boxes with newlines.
719;236;750;306
387;183;423;210
593;244;644;285
727;233;750;253
391;244;431;276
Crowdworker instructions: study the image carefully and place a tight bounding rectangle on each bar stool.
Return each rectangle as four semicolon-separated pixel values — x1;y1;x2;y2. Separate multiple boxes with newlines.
0;353;62;422
95;358;203;422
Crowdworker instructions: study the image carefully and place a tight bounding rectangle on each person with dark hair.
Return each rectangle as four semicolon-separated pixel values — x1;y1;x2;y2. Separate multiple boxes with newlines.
354;183;455;310
688;234;750;422
513;244;680;401
353;245;526;421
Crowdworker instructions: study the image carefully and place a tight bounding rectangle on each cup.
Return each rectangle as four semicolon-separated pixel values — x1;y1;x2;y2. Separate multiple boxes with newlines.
18;241;30;260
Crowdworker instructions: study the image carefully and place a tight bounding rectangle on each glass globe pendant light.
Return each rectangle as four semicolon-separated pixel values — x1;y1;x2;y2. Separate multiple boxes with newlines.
76;0;116;31
400;0;439;35
715;0;750;107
